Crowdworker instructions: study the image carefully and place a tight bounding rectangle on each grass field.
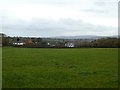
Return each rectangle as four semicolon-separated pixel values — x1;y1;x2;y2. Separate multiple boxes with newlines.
0;47;2;89
2;47;118;88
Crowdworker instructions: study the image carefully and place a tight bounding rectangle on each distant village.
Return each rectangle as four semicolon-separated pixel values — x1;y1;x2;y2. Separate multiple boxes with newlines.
0;33;119;48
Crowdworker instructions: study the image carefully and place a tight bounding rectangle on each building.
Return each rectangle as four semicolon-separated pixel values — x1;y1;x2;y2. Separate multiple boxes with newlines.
65;42;75;47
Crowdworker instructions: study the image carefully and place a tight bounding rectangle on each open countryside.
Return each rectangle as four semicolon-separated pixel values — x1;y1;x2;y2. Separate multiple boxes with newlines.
1;0;118;88
2;47;118;88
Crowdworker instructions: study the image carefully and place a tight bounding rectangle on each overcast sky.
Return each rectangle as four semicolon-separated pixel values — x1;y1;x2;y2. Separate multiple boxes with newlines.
0;0;118;37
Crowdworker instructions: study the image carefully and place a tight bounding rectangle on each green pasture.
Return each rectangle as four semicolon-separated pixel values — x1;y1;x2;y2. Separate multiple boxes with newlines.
0;47;2;89
2;47;118;88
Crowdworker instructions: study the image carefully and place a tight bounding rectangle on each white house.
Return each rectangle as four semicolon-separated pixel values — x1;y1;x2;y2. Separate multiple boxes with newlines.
65;42;75;47
13;42;25;46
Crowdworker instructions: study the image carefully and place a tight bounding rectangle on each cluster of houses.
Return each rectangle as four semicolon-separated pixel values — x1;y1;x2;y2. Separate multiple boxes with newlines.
12;38;75;47
1;33;119;48
1;33;95;48
4;36;76;47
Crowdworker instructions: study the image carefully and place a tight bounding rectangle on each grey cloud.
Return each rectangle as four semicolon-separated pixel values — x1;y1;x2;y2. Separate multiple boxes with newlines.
1;0;81;5
83;0;118;18
2;17;117;37
84;9;106;13
94;1;115;6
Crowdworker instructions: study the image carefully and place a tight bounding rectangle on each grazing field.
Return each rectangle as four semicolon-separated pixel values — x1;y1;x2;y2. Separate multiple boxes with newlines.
0;47;2;89
2;47;118;88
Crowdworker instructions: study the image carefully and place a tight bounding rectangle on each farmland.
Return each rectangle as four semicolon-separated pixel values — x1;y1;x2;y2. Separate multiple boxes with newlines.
0;47;2;89
2;47;118;88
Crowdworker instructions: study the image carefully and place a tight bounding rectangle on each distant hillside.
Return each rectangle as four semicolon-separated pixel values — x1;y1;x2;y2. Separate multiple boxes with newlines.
1;33;118;39
51;35;118;39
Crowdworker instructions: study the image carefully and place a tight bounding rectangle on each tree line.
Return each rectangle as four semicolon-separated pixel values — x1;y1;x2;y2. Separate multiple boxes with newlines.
2;36;120;48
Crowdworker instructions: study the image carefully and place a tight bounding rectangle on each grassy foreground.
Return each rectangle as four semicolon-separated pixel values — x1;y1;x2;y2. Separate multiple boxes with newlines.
2;47;118;88
0;47;2;89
